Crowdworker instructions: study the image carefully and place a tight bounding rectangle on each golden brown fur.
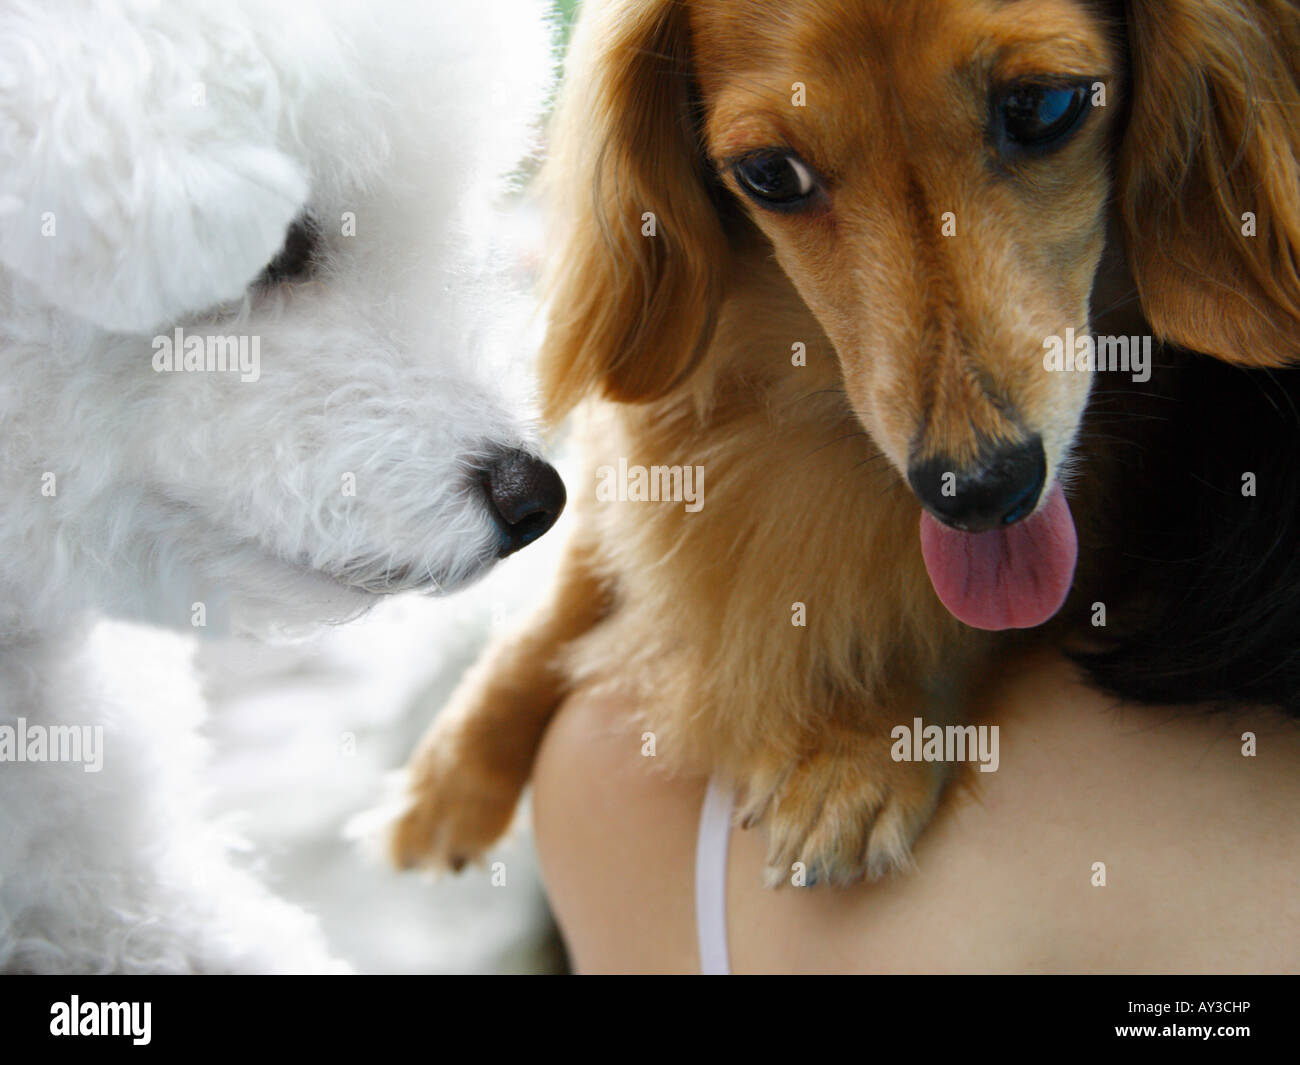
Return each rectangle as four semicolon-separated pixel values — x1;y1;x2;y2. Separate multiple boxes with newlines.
392;0;1300;882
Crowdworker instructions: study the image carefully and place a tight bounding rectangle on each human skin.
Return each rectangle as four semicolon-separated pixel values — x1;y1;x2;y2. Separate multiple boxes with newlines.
532;649;1300;974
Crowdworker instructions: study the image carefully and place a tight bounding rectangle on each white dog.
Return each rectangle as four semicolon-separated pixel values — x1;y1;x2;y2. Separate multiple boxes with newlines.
0;0;557;972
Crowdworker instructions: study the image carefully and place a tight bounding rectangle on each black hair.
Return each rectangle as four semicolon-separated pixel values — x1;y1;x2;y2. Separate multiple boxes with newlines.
1070;349;1300;716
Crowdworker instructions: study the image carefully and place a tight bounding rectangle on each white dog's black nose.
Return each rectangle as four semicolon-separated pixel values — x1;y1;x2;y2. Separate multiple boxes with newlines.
484;449;566;556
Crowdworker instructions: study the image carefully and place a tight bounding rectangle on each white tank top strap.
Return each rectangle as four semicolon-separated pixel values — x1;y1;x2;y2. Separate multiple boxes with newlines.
694;776;734;975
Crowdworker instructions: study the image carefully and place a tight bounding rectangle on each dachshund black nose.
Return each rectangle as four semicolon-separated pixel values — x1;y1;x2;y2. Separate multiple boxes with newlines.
483;449;566;556
907;437;1046;532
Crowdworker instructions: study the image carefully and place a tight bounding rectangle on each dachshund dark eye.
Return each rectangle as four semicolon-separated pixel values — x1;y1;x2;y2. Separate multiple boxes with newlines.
731;151;819;212
256;215;319;286
996;83;1092;153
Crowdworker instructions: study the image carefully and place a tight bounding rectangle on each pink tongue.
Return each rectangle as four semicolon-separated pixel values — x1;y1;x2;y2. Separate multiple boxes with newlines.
919;482;1077;631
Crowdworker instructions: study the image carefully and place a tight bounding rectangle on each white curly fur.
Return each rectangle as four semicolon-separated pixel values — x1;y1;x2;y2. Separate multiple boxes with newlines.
0;0;555;972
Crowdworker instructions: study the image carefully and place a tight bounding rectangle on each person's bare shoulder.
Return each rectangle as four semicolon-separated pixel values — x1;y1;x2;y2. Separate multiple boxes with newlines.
532;687;707;974
533;653;1300;973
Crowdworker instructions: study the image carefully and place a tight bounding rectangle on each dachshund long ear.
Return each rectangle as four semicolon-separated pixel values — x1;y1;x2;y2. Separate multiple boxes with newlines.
540;0;728;422
1119;0;1300;366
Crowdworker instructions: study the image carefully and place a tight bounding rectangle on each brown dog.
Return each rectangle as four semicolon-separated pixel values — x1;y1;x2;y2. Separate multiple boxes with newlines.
392;0;1300;883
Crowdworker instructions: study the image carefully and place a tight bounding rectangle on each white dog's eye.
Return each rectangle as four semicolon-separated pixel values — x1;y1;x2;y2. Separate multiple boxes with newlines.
256;216;320;286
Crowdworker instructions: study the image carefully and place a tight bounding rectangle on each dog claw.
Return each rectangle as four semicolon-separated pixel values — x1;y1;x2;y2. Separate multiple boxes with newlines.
741;739;945;886
388;742;521;875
